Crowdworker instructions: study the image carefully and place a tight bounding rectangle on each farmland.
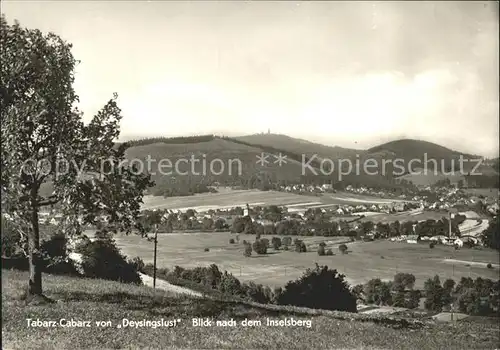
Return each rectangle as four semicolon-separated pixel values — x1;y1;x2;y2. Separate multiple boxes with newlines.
141;188;411;212
462;188;500;199
115;232;499;289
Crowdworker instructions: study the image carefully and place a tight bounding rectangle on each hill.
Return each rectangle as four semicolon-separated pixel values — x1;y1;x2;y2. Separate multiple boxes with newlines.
3;270;499;349
235;133;362;160
38;135;497;199
367;139;498;187
121;135;410;192
367;139;479;173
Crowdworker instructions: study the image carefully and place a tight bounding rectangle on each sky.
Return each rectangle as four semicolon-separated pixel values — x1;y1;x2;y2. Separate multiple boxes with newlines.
3;1;499;157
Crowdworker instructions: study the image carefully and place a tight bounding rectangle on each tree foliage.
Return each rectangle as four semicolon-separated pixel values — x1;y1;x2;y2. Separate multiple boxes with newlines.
277;264;357;312
0;17;152;295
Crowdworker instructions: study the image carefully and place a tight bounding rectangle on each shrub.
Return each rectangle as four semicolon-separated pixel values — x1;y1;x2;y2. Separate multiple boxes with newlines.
260;238;269;248
487;263;493;269
204;247;210;252
429;242;436;249
294;239;307;253
229;238;235;244
283;245;289;251
325;249;334;256
243;242;252;257
317;245;325;256
129;256;145;273
271;237;282;250
244;281;272;304
39;233;79;276
76;238;142;284
40;233;67;262
252;240;267;255
282;236;292;246
277;263;357;312
339;244;348;254
1;219;22;257
218;271;242;296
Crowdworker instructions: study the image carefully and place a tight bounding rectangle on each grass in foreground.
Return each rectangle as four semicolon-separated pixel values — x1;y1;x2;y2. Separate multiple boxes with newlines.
2;270;499;349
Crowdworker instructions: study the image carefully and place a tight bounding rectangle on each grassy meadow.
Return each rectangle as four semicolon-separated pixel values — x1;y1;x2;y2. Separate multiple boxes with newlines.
140;189;411;212
2;270;499;349
115;232;499;289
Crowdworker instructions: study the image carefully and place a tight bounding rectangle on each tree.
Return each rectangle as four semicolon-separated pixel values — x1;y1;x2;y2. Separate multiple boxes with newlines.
317;242;326;256
277;264;357;312
0;17;152;296
364;279;393;305
339;244;348;254
243;242;252;257
271;237;282;250
252;240;267;255
481;217;499;251
282;236;292;247
393;273;416;291
423;275;445;312
294;239;307;253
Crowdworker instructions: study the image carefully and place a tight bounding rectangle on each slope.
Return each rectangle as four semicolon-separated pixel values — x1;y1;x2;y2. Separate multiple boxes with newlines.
3;270;499;349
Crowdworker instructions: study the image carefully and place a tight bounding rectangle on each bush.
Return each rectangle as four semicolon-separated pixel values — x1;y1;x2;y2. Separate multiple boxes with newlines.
1;219;22;257
325;249;334;256
429;242;436;249
271;237;282;250
40;233;67;261
252;240;267;255
229;238;235;244
294;239;307;253
260;238;269;248
283;245;289;251
487;263;493;269
339;244;348;254
218;271;242;296
129;256;145;273
282;237;292;246
204;247;210;252
40;233;80;276
317;244;325;256
76;238;142;284
243;242;252;257
277;263;357;312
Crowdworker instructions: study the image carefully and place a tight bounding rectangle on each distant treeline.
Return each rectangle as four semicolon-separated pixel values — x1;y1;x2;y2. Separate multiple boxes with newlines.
465;174;499;189
124;135;216;147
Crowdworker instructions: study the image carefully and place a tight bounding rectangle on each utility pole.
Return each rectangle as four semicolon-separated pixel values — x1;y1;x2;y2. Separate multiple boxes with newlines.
153;224;158;290
449;211;452;238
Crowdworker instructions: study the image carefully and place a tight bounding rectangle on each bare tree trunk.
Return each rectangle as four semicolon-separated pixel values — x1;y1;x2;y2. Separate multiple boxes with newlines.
28;203;42;296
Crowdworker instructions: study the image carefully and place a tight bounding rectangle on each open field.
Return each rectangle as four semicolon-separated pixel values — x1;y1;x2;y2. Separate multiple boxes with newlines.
141;189;413;213
115;232;499;289
462;188;499;198
3;270;499;349
397;171;466;187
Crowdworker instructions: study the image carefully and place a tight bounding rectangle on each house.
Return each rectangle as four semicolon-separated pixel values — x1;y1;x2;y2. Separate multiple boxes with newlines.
454;238;464;247
406;235;419;244
393;203;406;212
336;208;344;215
322;184;333;191
488;203;499;215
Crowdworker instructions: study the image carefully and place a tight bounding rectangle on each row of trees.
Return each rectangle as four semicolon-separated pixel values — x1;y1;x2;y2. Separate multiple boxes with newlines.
354;273;499;316
230;215;462;239
143;263;357;312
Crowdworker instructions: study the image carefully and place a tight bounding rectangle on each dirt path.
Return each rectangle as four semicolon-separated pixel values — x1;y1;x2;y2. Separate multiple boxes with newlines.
139;273;203;297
